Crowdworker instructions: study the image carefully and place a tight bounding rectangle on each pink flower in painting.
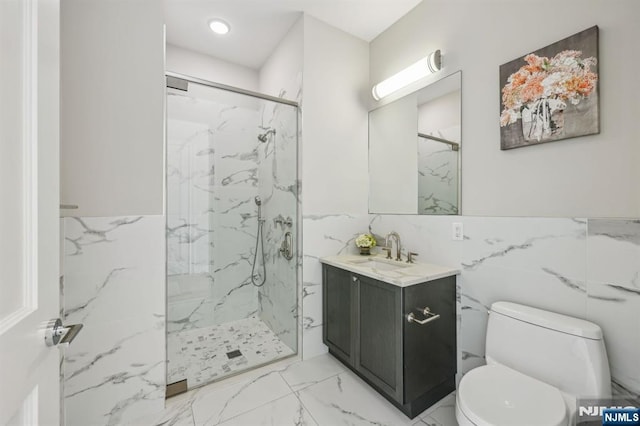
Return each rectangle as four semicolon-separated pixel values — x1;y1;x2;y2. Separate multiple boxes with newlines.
519;74;545;104
500;50;598;126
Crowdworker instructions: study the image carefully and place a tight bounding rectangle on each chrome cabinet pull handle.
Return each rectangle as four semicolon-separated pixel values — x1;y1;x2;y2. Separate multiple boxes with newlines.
407;307;440;325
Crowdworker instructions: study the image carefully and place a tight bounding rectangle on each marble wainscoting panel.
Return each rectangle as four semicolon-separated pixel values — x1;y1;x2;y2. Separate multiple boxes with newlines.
458;217;587;375
367;215;462;268
302;214;370;359
64;316;165;426
64;216;165;325
63;215;165;426
586;219;640;394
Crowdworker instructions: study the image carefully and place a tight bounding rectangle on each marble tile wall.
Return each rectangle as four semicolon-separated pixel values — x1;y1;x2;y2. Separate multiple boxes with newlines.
301;214;370;359
585;219;640;394
62;216;165;426
166;91;261;335
302;214;640;394
257;95;300;353
417;127;459;215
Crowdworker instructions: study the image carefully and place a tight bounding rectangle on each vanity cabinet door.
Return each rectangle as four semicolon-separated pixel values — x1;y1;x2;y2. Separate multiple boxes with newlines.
322;265;355;365
354;275;403;403
403;275;457;404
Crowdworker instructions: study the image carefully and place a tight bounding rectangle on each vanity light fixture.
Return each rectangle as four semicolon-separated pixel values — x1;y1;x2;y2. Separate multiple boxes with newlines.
208;19;230;35
371;50;442;101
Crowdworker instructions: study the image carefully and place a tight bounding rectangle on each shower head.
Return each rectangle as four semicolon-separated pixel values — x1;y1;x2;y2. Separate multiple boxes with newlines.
254;196;262;206
257;128;276;143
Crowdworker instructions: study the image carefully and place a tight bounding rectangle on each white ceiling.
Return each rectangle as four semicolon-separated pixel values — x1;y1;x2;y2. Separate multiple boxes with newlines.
164;0;422;69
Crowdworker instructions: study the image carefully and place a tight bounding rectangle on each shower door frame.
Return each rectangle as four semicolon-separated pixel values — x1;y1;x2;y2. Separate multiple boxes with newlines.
163;71;301;394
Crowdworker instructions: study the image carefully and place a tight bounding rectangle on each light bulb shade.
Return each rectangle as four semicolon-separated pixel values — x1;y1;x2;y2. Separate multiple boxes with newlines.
371;50;441;101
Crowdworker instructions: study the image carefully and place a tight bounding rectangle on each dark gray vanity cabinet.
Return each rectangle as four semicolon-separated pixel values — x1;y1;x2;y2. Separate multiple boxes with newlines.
323;265;354;364
322;264;456;419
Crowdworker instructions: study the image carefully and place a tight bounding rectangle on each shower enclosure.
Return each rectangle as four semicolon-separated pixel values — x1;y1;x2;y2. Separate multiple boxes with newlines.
165;73;299;391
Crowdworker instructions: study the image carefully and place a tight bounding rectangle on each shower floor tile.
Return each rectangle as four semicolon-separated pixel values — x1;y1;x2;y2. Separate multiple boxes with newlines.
167;316;295;389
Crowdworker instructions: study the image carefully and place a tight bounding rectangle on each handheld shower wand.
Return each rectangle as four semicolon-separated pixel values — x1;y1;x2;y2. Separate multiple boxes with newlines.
251;196;266;287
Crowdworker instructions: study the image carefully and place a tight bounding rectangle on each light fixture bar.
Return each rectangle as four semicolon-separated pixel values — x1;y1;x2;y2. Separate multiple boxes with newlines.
371;50;442;101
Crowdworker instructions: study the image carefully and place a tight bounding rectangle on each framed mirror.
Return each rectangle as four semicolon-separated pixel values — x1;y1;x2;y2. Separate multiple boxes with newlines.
369;71;461;215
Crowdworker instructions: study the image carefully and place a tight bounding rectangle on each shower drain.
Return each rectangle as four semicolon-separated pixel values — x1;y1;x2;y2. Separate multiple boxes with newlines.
226;349;243;359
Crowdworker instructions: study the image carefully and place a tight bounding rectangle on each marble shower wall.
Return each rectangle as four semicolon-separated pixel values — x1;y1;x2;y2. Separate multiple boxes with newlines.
257;97;300;352
62;216;165;426
417;127;459;215
166;91;261;334
302;214;640;394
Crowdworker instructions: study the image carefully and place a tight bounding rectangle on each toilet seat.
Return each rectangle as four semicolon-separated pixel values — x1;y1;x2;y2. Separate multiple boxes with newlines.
457;365;568;426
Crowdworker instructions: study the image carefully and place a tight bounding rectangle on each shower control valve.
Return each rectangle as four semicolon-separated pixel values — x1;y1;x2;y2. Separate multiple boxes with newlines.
274;215;293;228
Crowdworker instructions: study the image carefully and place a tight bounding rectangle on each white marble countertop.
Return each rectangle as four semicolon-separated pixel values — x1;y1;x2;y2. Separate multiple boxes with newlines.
320;254;460;287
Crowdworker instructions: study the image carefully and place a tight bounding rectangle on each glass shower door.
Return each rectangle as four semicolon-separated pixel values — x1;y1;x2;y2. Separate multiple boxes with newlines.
165;75;298;391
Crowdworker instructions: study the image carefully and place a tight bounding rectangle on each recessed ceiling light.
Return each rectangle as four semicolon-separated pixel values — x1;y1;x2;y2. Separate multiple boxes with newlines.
209;19;230;35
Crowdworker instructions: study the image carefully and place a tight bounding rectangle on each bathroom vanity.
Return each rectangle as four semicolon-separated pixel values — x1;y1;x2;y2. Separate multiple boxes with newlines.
321;255;459;418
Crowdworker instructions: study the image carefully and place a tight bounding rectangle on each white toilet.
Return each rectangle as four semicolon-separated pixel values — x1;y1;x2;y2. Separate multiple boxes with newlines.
455;301;611;426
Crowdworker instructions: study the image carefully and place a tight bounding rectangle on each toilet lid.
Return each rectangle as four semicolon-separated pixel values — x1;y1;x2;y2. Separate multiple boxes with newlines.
458;365;568;426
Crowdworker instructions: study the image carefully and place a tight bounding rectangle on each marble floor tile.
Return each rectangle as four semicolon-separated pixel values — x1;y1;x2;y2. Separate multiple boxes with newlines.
126;388;198;426
420;392;457;426
191;371;293;425
279;353;345;392
296;369;416;426
168;316;295;388
217;394;318;426
413;416;442;426
130;355;457;426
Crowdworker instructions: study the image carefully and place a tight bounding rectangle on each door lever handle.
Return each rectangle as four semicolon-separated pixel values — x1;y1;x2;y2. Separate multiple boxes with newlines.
45;318;83;347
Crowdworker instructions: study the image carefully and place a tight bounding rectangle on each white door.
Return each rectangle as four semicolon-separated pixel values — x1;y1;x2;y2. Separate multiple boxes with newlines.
0;0;61;425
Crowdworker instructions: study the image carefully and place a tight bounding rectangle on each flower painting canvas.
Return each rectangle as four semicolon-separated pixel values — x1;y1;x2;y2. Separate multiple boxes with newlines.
499;26;599;150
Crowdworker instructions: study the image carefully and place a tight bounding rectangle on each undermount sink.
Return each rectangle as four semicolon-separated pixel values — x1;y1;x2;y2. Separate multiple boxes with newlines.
347;257;411;272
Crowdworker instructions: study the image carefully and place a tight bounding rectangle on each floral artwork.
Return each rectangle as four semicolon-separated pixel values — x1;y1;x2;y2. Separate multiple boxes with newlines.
499;26;599;150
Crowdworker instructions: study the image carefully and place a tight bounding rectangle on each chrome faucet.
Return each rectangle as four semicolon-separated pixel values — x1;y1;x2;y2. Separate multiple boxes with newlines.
384;231;402;261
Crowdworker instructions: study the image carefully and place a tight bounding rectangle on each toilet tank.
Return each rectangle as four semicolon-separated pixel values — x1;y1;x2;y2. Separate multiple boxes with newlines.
485;302;611;398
